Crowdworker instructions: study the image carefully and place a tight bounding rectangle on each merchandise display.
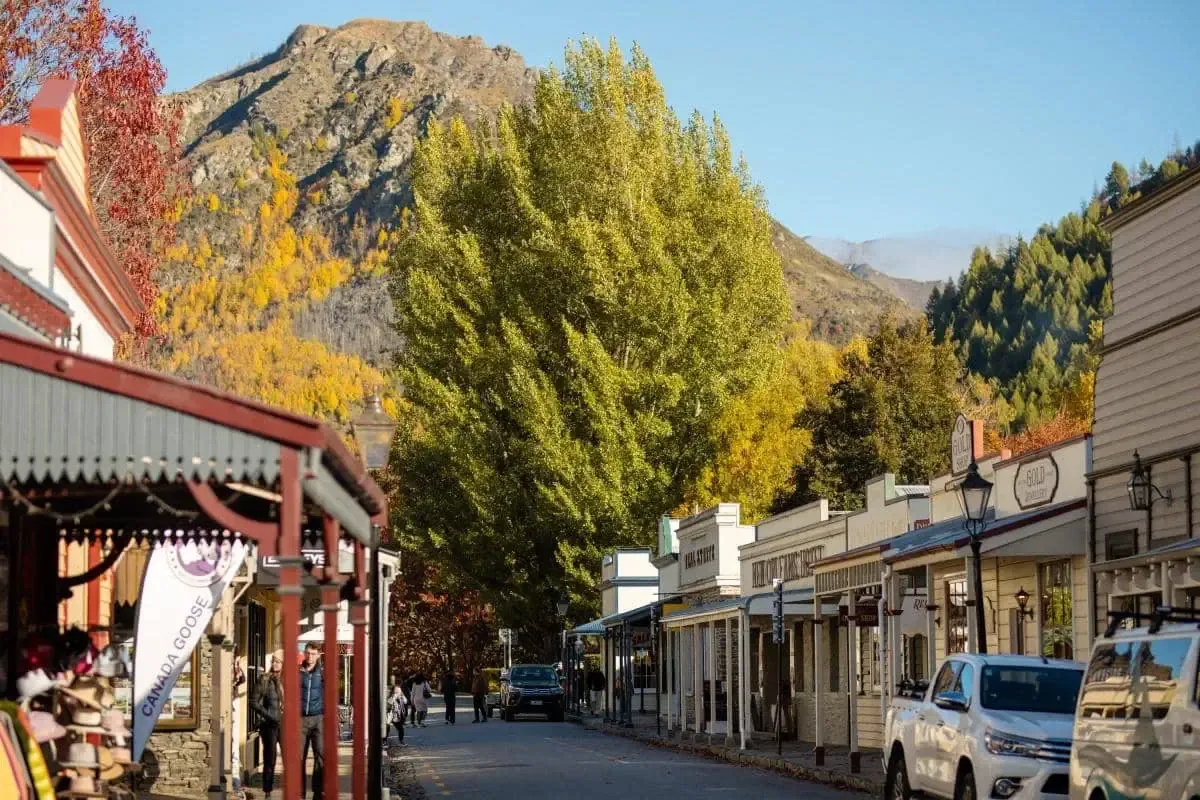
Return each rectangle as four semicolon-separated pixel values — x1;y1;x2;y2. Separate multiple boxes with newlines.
0;630;142;798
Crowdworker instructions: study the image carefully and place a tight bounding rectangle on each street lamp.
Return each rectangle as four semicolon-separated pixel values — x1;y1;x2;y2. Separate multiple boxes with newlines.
957;461;993;655
352;393;397;800
1014;587;1034;655
1127;451;1172;511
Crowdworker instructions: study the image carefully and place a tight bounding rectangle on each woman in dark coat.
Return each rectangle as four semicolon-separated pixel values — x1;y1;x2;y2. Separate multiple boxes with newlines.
251;650;284;798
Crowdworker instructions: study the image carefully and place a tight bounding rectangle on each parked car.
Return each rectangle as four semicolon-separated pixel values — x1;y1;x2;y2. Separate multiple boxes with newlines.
884;653;1084;800
1070;615;1200;800
501;663;564;722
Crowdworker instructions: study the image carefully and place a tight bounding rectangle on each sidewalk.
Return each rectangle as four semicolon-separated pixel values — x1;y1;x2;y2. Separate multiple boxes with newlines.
568;710;883;796
140;742;412;800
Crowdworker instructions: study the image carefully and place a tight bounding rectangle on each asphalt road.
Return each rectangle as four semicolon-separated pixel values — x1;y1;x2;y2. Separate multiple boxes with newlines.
395;696;863;800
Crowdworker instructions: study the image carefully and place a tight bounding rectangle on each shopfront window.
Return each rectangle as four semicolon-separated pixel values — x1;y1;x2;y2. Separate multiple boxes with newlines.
904;634;928;680
946;578;969;654
1039;560;1074;659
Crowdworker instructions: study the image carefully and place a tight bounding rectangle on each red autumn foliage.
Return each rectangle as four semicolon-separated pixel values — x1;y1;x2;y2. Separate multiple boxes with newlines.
387;561;500;685
1001;410;1090;459
1;0;184;334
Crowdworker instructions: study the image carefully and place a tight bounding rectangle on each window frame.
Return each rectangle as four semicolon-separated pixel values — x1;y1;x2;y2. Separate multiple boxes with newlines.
930;659;962;700
1037;559;1074;659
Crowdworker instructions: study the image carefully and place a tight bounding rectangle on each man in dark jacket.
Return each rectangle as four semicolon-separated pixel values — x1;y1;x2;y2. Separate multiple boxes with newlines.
299;643;325;799
442;670;458;724
403;673;417;724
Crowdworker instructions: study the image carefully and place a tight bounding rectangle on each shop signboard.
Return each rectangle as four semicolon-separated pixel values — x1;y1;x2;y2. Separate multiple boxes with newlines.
838;604;880;627
131;539;247;760
951;414;974;475
1014;453;1059;510
898;592;929;637
750;545;825;588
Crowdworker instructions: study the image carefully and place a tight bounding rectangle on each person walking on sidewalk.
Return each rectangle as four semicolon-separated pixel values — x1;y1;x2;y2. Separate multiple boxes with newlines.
388;683;408;745
251;650;284;799
587;667;605;716
411;673;432;727
442;670;458;725
299;643;326;800
403;672;417;725
471;671;488;723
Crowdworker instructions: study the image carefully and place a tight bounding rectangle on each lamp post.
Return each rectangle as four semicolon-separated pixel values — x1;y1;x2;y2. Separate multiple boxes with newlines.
650;604;660;735
352;394;397;800
573;637;585;714
957;461;993;655
556;594;569;710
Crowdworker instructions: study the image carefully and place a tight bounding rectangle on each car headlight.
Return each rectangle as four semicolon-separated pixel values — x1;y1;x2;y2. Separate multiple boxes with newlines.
984;730;1043;758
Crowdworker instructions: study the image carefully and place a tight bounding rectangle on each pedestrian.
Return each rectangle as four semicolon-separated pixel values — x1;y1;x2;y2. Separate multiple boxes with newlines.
298;642;326;800
411;673;432;727
471;670;488;723
403;673;417;725
388;683;407;745
251;650;284;799
442;669;458;725
587;666;605;716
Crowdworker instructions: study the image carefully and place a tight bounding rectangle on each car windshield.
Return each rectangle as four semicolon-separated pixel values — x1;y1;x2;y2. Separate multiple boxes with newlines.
509;666;557;683
980;665;1084;714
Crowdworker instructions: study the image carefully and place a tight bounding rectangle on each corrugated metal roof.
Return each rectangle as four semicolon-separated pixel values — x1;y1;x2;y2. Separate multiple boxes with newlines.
0;361;281;485
894;485;929;497
572;613;620;636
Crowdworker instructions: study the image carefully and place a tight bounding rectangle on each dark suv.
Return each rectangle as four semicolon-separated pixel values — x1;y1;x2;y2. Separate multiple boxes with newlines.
501;664;564;721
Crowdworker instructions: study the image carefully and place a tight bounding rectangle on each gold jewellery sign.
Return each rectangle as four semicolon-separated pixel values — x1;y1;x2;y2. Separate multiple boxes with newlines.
751;545;825;588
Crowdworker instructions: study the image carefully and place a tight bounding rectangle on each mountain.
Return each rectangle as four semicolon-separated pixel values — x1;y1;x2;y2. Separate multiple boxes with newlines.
805;229;1013;290
771;222;911;341
847;262;941;310
170;20;901;360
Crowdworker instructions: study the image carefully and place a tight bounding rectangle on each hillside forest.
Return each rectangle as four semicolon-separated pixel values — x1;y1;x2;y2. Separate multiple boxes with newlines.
1;7;1196;671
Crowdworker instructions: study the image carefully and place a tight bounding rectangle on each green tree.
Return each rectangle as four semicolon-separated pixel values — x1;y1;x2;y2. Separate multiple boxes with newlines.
776;315;960;510
388;38;788;648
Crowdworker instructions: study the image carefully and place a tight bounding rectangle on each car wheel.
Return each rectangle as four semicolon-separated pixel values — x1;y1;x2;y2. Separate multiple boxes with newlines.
884;749;911;800
954;764;976;800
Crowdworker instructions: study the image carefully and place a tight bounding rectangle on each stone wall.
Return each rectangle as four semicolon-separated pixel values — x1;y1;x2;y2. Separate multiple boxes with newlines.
137;638;215;798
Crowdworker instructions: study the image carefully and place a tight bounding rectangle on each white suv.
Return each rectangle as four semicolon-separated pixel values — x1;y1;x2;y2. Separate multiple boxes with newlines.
1070;617;1200;800
885;654;1085;800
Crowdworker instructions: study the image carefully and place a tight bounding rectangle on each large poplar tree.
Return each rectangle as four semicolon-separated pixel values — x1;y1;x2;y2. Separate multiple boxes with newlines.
388;38;788;646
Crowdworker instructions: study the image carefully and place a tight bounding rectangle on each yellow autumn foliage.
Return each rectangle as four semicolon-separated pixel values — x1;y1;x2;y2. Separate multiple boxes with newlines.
384;97;411;130
679;323;841;522
151;140;390;424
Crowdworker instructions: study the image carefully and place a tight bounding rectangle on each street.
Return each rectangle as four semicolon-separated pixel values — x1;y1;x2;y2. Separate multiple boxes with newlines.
397;697;864;799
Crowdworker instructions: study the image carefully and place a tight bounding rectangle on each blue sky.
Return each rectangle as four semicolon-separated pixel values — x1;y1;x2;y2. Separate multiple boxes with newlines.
110;0;1200;242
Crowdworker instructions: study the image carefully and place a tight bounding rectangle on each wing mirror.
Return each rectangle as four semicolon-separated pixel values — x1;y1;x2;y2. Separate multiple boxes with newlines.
933;690;969;712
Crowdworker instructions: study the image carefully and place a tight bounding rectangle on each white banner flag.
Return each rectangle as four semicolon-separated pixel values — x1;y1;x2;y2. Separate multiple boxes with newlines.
132;539;247;761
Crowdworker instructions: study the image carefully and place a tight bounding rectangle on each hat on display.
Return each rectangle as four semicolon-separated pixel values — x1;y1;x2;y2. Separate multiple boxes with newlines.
27;710;67;743
109;745;132;765
95;647;124;679
100;709;132;739
58;742;100;770
59;628;98;676
97;746;124;782
66;708;106;734
58;774;107;798
16;668;57;700
61;677;114;711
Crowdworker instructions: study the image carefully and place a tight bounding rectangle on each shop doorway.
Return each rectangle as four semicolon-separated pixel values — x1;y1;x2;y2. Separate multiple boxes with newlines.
246;602;267;769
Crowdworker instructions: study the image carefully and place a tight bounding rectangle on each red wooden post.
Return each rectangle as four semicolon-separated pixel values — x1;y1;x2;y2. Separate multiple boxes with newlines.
322;515;342;800
279;448;303;800
351;542;368;799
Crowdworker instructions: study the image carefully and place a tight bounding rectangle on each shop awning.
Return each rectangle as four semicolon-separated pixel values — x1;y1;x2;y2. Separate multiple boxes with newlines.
0;331;384;544
572;613;619;636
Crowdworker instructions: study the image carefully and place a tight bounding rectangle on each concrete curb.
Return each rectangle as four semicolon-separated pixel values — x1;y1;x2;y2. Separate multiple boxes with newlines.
567;715;880;796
